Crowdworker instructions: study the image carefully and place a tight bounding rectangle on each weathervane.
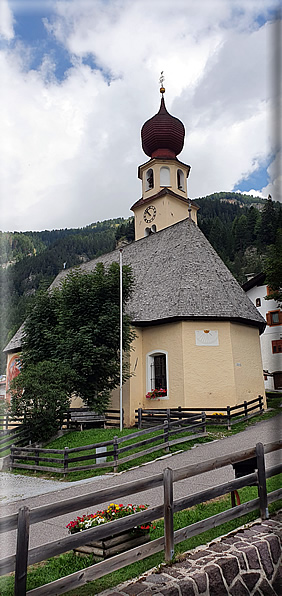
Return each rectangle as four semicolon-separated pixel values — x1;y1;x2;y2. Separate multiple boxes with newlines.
159;71;165;95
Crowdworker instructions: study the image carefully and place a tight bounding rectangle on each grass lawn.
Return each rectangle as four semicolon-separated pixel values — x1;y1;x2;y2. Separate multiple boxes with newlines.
0;475;281;596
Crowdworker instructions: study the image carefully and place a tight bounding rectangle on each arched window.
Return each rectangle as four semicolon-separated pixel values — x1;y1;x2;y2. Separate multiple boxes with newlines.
177;169;184;190
145;168;154;191
144;227;150;237
160;166;170;186
146;351;168;397
151;224;157;233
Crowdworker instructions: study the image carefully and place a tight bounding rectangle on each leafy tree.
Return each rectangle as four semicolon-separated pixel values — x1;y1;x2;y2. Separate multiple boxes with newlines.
10;360;73;443
10;263;135;440
264;229;282;305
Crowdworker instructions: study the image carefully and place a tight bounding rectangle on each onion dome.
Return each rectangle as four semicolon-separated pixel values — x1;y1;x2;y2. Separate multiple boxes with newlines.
141;97;185;159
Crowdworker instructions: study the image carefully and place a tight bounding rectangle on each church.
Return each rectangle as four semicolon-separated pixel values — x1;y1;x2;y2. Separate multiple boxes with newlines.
4;84;266;426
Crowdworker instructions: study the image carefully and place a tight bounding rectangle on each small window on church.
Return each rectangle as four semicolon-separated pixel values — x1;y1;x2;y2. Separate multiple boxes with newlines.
256;298;261;307
147;351;168;397
177;169;184;190
151;224;156;233
145;168;154;191
144;227;150;237
160;166;170;186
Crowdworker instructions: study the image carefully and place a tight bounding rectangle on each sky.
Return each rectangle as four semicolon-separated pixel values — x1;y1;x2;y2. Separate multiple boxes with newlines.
0;0;281;232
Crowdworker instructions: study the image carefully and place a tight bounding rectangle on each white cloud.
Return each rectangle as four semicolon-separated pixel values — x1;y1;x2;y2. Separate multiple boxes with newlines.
0;0;280;231
0;0;14;40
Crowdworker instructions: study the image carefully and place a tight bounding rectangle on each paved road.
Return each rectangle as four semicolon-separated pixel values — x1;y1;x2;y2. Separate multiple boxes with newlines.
0;413;281;560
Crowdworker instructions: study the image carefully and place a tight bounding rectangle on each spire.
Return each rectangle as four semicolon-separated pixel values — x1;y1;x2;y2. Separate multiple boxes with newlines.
141;77;185;159
159;71;165;96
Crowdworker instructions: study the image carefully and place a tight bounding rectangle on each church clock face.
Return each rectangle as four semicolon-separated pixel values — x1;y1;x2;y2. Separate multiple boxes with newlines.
143;205;156;223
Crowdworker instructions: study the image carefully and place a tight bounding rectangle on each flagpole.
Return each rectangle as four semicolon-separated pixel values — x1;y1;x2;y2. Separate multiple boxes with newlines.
119;249;123;432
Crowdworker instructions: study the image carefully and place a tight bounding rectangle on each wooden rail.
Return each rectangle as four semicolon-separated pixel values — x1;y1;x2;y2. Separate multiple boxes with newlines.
0;440;281;595
0;427;29;455
10;414;206;476
136;395;264;430
0;415;22;433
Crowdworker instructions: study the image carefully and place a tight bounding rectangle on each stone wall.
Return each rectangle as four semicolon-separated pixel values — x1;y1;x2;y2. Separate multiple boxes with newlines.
101;515;282;596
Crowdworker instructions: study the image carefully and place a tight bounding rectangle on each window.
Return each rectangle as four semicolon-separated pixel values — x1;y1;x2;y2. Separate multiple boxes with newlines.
272;340;282;354
147;351;168;396
145;168;154;191
177;169;185;190
160;166;170;186
144;225;157;237
266;310;282;326
256;298;261;307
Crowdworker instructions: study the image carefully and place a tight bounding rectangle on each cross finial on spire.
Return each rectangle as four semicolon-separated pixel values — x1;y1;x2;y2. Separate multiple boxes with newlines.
159;71;165;95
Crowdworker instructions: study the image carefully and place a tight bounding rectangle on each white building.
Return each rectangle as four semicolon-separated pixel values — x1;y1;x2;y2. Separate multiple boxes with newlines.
243;273;282;391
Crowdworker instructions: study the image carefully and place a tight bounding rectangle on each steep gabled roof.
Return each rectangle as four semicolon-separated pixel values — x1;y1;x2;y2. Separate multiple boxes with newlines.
4;218;266;354
130;187;199;211
3;324;25;353
51;218;265;332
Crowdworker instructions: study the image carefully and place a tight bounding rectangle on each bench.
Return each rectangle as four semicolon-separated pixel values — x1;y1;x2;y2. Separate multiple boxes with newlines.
67;410;106;431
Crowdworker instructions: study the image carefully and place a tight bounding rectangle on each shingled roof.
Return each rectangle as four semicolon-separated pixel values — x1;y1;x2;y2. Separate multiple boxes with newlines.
3;324;25;353
51;218;265;332
4;218;265;354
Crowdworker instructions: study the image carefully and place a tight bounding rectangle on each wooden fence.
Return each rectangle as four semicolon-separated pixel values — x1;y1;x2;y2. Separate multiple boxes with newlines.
0;414;22;432
0;426;29;457
136;395;264;430
0;439;281;595
9;414;206;476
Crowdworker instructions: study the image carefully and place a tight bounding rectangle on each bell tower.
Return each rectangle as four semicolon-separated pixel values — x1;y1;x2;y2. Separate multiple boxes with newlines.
131;75;198;241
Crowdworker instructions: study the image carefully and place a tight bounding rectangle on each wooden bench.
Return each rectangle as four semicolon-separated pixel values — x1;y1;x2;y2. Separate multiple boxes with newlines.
68;410;105;431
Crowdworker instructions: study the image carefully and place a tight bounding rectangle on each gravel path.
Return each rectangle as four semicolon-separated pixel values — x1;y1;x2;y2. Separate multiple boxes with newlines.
0;413;281;560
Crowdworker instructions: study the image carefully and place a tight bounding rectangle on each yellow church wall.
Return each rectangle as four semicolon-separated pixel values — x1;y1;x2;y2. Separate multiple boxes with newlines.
114;320;266;425
141;322;185;410
229;323;266;406
181;321;237;408
134;197;197;241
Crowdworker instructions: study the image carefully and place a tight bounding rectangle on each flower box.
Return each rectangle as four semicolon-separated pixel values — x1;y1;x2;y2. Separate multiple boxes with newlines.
67;503;152;560
74;529;150;559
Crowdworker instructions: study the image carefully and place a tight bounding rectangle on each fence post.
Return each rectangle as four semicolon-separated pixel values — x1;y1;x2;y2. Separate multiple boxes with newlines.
14;506;30;596
138;408;142;429
113;436;119;473
163;467;174;562
201;412;206;434
163;420;169;453
167;409;171;430
10;444;15;471
63;447;69;477
227;406;231;431
259;395;263;413
244;401;248;419
256;442;268;520
34;445;39;468
5;413;9;430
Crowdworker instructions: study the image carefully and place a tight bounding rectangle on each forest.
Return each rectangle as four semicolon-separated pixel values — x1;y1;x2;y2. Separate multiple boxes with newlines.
1;191;281;373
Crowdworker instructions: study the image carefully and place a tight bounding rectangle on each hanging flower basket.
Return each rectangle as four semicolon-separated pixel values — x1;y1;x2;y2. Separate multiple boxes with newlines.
67;503;152;559
146;388;166;400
